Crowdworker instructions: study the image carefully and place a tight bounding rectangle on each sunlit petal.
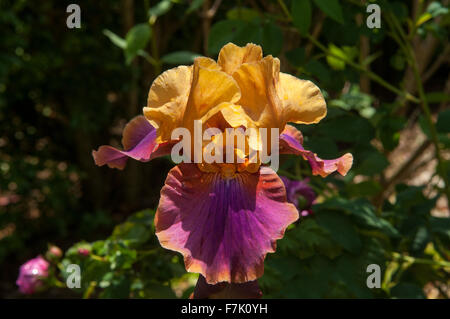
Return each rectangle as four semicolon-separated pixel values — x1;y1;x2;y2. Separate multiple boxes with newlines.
280;125;353;177
155;164;299;284
278;73;327;125
143;65;192;142
218;42;263;75
92;116;171;169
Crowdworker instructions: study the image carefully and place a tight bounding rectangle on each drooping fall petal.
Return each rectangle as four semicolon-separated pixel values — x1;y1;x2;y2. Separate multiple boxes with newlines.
155;164;299;284
280;125;353;177
278;73;327;125
92;116;171;170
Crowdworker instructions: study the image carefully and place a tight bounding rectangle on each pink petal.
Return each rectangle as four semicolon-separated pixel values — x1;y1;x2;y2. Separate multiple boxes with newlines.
155;163;299;284
92;116;172;170
280;125;353;177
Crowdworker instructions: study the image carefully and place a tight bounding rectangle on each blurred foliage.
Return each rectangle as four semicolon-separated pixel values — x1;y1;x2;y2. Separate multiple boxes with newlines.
1;0;449;298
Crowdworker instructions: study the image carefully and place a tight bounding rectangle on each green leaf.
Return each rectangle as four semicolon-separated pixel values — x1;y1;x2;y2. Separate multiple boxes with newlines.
103;29;126;49
285;47;306;67
346;180;382;198
304;136;338;158
329;85;374;118
326;44;346;70
418;114;432;138
125;24;152;64
143;282;176;298
313;0;344;24
357;151;389;176
111;209;155;245
376;115;405;151
260;23;283;56
109;246;137;270
319;114;375;144
425;92;450;104
149;0;173;21
316;198;399;238
430;217;450;245
100;275;131;298
208;20;247;55
416;12;433;27
304;60;331;84
161;51;201;64
436;109;450;133
391;282;425;299
292;0;312;35
112;222;150;245
186;0;204;14
390;51;406;70
281;219;342;259
226;7;260;22
326;44;357;70
315;211;362;253
411;226;430;253
426;1;449;18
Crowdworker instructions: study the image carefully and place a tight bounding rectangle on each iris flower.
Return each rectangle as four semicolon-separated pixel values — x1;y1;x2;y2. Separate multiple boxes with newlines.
280;176;316;217
93;43;353;284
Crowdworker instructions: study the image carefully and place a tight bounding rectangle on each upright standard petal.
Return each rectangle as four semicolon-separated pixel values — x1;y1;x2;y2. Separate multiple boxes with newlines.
155;164;299;284
143;65;192;142
92;116;171;170
278;73;327;125
280;125;353;177
217;43;263;75
232;56;282;128
182;57;241;131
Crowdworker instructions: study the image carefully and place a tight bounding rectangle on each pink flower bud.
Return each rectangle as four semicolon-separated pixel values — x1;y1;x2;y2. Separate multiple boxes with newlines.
47;246;63;259
16;256;49;294
78;248;90;256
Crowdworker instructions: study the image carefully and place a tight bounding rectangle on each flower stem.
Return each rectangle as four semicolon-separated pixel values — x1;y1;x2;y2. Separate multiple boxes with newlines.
386;12;450;204
391;252;450;269
276;0;419;103
409;52;450;203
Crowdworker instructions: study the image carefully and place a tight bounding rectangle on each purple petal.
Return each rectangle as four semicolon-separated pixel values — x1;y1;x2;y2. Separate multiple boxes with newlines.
280;125;353;177
280;176;316;209
155;163;299;284
92;116;172;170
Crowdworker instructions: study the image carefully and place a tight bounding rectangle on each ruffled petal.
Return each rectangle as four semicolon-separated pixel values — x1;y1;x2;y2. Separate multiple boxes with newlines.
200;102;255;130
155;163;299;284
218;43;263;75
92;116;171;170
182;57;241;130
143;65;192;142
278;73;327;125
280;125;353;177
232;56;282;129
